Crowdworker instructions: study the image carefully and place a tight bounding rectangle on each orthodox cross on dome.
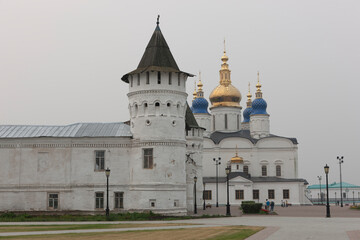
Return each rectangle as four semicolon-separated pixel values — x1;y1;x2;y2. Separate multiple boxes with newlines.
196;71;204;98
247;82;252;108
156;15;160;26
193;79;197;101
255;71;263;99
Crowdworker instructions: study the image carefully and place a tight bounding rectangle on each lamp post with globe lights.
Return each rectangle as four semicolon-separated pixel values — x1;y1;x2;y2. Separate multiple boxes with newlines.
213;157;221;207
337;156;344;207
194;176;197;214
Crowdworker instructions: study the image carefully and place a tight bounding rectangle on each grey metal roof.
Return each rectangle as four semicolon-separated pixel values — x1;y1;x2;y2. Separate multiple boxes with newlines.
203;173;308;185
209;130;298;145
0;122;132;138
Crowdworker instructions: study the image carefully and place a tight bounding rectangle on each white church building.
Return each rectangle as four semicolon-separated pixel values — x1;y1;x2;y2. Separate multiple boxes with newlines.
0;20;309;216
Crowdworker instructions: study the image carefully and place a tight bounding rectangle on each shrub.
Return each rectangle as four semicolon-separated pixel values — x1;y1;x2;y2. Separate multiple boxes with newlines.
241;203;263;214
242;201;255;204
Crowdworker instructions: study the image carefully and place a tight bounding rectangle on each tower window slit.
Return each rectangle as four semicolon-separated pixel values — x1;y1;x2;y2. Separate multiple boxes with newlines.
157;72;161;84
137;73;140;86
169;72;172;85
178;73;181;86
146;72;150;84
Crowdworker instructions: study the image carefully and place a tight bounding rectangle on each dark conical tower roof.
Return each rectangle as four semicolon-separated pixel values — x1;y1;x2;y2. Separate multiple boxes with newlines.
121;20;193;83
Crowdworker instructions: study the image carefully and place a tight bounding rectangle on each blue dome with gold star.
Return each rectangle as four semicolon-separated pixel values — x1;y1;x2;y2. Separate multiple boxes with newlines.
251;98;267;115
192;97;209;114
243;107;252;122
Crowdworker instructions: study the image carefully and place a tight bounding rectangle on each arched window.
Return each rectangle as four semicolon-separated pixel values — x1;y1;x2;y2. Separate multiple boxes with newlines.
262;165;267;176
243;165;249;174
276;165;281;177
155;102;160;107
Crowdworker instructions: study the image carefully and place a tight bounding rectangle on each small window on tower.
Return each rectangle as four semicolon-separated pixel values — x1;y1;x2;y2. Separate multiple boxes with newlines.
137;73;140;86
143;148;153;169
155;102;160;107
157;72;161;84
146;72;150;84
178;73;181;86
169;72;172;85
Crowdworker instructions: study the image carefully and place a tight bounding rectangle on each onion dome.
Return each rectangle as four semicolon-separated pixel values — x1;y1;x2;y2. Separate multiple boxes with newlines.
191;72;209;114
230;148;243;164
242;82;253;122
209;42;241;109
251;72;268;115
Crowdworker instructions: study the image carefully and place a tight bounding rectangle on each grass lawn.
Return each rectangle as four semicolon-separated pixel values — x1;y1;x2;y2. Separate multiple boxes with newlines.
0;212;224;222
0;223;195;233
0;226;264;240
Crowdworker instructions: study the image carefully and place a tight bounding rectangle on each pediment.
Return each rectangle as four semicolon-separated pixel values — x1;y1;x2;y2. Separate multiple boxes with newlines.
229;175;253;184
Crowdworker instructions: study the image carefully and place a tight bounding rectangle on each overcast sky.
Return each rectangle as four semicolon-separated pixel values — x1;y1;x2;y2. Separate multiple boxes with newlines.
1;0;359;186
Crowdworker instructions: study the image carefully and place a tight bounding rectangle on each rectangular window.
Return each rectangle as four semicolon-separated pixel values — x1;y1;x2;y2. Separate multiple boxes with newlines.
143;148;153;169
276;165;281;177
95;192;104;209
203;190;212;200
262;165;267;176
268;189;275;199
146;72;150;84
169;72;172;85
253;190;259;200
114;192;124;209
48;193;58;210
235;190;244;200
224;114;228;129
243;165;249;174
95;150;105;170
157;72;161;84
283;189;290;199
178;73;181;86
174;200;179;207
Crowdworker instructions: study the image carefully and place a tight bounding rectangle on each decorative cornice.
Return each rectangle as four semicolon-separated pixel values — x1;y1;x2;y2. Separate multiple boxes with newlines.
0;141;186;149
128;89;188;97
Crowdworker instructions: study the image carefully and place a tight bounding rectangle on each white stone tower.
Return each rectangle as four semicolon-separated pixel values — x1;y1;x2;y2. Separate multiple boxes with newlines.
121;18;194;215
209;46;242;132
250;72;270;139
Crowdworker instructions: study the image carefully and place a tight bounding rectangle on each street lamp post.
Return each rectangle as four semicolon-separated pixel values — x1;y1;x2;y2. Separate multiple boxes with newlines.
203;182;206;210
324;164;330;218
213;157;221;207
317;176;322;204
105;168;111;217
225;166;231;216
353;191;355;206
194;176;197;214
337;156;344;207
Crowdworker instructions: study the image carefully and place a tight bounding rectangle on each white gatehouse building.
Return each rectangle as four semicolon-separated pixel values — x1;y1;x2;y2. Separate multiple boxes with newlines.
0;20;310;215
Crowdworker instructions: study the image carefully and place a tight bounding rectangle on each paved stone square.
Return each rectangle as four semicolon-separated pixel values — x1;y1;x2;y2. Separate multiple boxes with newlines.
0;206;359;239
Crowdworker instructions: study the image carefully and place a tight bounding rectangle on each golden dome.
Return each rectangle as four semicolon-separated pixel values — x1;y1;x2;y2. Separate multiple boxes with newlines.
209;45;241;109
230;152;243;164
